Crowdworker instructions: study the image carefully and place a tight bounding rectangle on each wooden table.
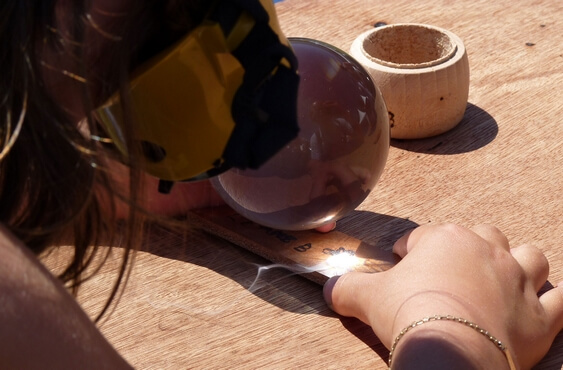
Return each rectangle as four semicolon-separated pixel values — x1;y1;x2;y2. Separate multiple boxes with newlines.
44;0;563;368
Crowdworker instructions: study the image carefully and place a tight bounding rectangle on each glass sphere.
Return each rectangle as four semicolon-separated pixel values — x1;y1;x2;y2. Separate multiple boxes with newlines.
212;38;390;230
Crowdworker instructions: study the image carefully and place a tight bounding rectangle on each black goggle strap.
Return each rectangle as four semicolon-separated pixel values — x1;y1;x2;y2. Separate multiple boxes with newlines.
210;0;300;170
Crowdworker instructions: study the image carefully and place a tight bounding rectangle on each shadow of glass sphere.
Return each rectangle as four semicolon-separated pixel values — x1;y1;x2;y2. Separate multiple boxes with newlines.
212;38;390;230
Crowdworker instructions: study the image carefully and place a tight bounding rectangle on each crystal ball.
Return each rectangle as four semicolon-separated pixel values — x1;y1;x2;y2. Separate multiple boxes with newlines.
211;38;390;230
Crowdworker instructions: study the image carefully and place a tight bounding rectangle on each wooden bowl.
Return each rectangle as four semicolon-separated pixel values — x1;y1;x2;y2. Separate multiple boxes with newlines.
350;23;470;139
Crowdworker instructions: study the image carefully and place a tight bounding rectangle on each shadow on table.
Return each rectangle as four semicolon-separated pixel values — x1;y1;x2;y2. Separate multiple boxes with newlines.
143;225;329;315
335;210;419;251
143;210;416;317
391;103;498;154
341;316;389;362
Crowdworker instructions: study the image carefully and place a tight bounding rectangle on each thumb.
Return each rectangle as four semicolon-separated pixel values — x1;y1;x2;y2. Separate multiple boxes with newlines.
323;272;382;326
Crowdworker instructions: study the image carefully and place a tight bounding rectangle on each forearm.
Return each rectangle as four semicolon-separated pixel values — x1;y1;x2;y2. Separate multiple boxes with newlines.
390;319;513;370
0;225;133;369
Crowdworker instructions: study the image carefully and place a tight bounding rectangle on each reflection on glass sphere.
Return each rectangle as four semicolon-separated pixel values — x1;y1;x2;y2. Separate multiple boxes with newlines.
212;38;390;230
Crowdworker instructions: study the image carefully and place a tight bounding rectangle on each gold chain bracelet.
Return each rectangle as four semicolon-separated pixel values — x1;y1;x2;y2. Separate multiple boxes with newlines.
388;315;517;370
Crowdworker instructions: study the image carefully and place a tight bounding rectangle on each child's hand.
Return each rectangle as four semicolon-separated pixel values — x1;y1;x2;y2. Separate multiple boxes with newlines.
324;223;563;369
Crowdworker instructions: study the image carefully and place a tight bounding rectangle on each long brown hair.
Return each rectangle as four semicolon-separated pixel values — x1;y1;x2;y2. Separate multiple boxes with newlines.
0;0;210;320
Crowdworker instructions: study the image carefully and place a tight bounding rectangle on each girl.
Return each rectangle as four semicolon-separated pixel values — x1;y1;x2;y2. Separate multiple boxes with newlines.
0;1;561;368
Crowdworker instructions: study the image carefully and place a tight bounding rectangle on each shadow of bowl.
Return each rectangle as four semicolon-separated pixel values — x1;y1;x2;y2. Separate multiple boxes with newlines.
391;103;498;154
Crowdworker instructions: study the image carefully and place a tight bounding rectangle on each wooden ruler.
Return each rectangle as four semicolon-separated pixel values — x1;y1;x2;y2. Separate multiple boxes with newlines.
187;206;398;285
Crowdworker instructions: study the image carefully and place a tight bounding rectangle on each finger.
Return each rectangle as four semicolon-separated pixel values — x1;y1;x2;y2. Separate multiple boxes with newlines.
510;244;549;292
470;224;510;251
323;272;380;325
392;229;413;258
392;224;436;258
539;283;563;338
393;223;505;259
315;221;336;233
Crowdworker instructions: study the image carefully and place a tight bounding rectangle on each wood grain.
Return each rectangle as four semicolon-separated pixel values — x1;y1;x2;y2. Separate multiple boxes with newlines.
43;0;563;368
